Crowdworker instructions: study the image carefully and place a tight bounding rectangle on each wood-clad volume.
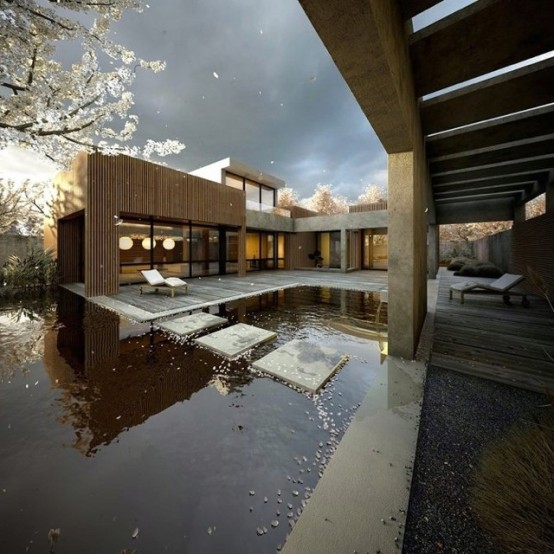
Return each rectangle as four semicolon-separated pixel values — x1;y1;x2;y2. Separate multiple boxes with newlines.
53;153;246;296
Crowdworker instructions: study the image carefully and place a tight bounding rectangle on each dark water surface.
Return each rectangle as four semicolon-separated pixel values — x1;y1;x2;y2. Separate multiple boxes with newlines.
0;287;386;553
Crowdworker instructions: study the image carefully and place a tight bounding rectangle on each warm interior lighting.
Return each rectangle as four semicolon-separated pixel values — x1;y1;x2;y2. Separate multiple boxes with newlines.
142;237;156;250
163;238;176;250
119;236;133;250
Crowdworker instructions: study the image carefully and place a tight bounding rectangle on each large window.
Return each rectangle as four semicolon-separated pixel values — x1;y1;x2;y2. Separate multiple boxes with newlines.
246;231;283;271
224;172;277;211
362;229;388;270
317;231;341;269
119;217;238;282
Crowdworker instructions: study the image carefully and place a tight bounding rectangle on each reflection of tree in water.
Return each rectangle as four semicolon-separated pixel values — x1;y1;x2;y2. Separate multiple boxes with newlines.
52;293;254;456
0;291;58;382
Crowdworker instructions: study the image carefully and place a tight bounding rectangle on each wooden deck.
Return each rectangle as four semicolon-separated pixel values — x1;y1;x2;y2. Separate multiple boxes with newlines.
431;269;554;392
80;269;389;322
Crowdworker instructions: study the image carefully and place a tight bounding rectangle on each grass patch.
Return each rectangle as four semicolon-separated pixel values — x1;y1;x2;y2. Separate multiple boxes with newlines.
472;409;554;552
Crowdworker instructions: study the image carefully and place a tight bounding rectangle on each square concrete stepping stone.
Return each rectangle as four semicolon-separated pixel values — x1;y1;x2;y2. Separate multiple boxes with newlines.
158;312;227;336
252;339;347;393
195;323;277;358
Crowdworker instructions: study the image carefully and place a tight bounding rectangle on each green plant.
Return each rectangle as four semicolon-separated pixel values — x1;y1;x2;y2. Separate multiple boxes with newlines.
454;261;503;278
471;408;554;553
0;248;57;293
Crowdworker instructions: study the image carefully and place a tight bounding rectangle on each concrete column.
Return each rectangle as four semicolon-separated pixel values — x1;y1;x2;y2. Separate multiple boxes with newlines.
514;203;526;223
427;224;439;279
340;228;347;273
388;151;427;359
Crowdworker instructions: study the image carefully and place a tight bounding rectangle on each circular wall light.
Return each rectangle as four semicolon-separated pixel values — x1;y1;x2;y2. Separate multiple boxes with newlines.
163;238;176;250
119;236;133;250
142;237;157;250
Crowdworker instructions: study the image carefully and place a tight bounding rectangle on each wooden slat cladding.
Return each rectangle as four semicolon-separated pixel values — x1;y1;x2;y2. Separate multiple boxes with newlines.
91;154;245;226
87;156;119;297
512;211;554;298
286;232;317;269
349;201;388;213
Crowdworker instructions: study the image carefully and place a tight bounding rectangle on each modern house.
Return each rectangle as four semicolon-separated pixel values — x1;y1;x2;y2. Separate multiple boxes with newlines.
45;153;388;297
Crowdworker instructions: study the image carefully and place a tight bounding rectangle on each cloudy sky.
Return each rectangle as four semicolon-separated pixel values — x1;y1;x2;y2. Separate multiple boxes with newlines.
0;0;475;201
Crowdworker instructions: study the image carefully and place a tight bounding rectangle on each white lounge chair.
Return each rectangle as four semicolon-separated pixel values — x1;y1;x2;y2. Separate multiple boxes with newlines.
140;269;188;297
449;273;528;306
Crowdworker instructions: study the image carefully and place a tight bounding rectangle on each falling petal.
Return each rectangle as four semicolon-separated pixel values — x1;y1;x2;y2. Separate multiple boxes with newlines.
132;527;139;539
213;72;219;79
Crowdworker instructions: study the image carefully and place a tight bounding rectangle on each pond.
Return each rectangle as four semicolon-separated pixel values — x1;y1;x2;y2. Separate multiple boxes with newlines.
0;287;387;553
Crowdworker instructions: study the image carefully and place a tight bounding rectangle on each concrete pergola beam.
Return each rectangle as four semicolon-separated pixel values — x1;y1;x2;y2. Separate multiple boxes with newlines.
398;0;441;21
434;182;533;199
421;58;554;135
429;135;554;175
425;105;554;158
436;199;514;224
409;0;554;97
432;158;554;186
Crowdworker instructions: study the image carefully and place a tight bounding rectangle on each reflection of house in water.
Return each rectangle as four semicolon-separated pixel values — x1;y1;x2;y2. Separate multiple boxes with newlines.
44;290;253;456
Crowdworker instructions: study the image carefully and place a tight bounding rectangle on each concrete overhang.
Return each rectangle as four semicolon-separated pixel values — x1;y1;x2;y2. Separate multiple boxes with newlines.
190;158;286;190
409;0;554;97
223;158;286;189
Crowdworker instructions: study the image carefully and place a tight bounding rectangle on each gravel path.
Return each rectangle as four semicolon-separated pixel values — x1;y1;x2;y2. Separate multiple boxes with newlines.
402;365;547;553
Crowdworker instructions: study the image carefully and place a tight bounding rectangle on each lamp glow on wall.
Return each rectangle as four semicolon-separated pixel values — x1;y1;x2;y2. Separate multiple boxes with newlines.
142;237;157;250
119;236;133;250
163;238;176;250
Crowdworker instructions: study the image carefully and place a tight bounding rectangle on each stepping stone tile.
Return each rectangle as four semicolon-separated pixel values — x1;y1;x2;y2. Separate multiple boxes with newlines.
158;312;227;336
252;339;347;393
195;323;277;358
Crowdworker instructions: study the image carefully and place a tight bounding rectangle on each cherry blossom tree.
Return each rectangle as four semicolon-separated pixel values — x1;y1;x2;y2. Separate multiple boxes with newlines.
0;0;184;165
277;186;299;208
0;178;48;235
303;184;348;215
356;183;386;204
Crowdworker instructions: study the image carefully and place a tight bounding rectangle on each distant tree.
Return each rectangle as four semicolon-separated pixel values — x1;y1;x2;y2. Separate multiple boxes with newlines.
0;178;49;236
277;187;299;208
525;194;545;220
440;221;512;243
304;184;348;215
0;0;184;166
356;183;386;204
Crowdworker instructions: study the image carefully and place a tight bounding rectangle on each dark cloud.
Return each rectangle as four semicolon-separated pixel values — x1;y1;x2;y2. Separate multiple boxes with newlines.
111;0;387;201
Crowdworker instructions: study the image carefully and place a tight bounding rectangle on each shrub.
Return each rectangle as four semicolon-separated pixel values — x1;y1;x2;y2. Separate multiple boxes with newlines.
471;410;554;552
0;248;58;294
454;261;503;278
447;256;476;271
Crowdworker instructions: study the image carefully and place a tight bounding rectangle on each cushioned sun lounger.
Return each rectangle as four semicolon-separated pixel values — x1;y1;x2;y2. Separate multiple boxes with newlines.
140;269;188;297
449;273;528;306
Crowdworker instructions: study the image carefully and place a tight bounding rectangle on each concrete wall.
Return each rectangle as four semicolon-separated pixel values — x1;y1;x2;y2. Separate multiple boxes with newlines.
473;230;512;272
294;211;387;232
246;210;295;232
0;235;42;265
